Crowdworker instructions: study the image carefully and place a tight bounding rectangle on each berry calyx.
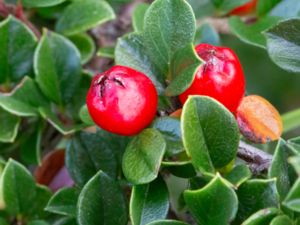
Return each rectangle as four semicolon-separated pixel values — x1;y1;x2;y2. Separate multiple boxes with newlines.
86;65;158;136
230;0;257;16
179;43;245;113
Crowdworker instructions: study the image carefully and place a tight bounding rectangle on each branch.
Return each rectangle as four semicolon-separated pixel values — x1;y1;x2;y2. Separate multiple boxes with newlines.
238;141;273;175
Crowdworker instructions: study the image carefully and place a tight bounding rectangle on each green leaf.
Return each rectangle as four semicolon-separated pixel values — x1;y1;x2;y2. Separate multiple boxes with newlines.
184;174;238;225
55;0;115;36
212;0;250;15
45;187;78;217
0;77;49;117
270;0;300;18
0;108;20;143
229;16;281;48
132;3;149;32
0;159;36;216
29;185;52;219
234;179;279;224
162;161;196;178
151;117;184;156
66;131;118;187
282;108;300;133
257;0;282;16
68;33;95;65
34;30;82;105
289;155;300;174
224;164;251;188
147;220;189;225
130;176;169;225
53;217;77;225
165;44;202;96
195;23;220;46
283;179;300;212
79;105;94;126
23;0;67;8
122;128;166;184
97;47;115;59
268;139;291;200
181;96;239;172
270;215;293;225
77;171;128;225
242;208;280;225
0;16;37;84
264;18;300;73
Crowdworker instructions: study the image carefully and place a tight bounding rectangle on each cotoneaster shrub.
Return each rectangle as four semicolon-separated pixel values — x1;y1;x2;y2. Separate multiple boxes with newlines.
0;0;300;225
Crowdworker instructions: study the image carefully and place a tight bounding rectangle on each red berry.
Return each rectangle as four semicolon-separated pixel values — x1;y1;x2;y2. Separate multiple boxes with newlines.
179;43;245;113
86;65;158;136
230;0;257;15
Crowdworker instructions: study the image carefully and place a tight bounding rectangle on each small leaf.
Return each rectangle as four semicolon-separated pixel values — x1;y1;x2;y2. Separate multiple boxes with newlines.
77;171;127;225
268;139;291;200
55;0;115;36
68;33;95;65
0;16;37;84
162;161;196;178
184;174;238;225
130;176;169;225
289;155;300;174
224;164;251;188
132;3;149;32
195;23;220;46
181;96;239;172
79;105;94;125
270;215;293;225
151;117;184;156
147;220;189;225
229;16;281;48
283;179;300;212
0;159;36;216
0;108;20;143
165;44;202;96
0;77;49;117
234;179;279;224
45;187;78;217
257;0;281;16
23;0;67;8
122;128;166;184
34;30;82;105
264;18;300;73
242;208;280;225
237;95;283;143
29;185;52;219
97;47;115;59
66;131;119;187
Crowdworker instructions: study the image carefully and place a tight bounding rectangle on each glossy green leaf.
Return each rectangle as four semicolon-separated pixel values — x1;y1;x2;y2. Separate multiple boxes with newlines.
289;155;300;174
184;174;238;225
162;161;196;178
212;0;249;14
66;131;118;187
130;176;169;225
23;0;67;8
270;0;300;18
234;179;279;224
229;16;281;48
55;0;115;36
0;108;20;143
242;208;280;225
257;0;282;16
0;159;36;216
287;136;300;155
29;185;52;219
45;187;78;217
268;139;291;200
0;16;37;84
0;77;49;117
122;128;166;184
181;96;239;172
79;105;94;125
68;33;95;65
165;44;202;96
132;3;149;32
270;215;293;225
147;220;189;225
224;164;251;188
283;179;300;212
151;117;184;156
34;30;82;105
264;18;300;73
77;171;128;225
97;46;115;59
195;23;220;46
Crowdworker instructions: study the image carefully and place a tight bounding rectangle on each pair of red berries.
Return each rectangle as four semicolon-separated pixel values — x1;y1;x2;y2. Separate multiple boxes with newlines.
87;44;245;136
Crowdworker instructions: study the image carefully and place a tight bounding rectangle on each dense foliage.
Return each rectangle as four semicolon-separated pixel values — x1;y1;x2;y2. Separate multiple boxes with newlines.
0;0;300;224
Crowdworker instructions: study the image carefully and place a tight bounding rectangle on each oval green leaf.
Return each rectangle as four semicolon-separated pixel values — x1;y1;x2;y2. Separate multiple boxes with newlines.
23;0;67;8
242;208;280;225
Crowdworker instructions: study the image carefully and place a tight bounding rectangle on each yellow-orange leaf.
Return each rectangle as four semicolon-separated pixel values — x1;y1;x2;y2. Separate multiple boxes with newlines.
237;95;283;143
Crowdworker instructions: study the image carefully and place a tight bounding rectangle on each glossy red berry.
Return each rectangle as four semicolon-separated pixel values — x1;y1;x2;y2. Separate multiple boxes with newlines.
179;43;245;113
230;0;257;15
86;65;158;136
